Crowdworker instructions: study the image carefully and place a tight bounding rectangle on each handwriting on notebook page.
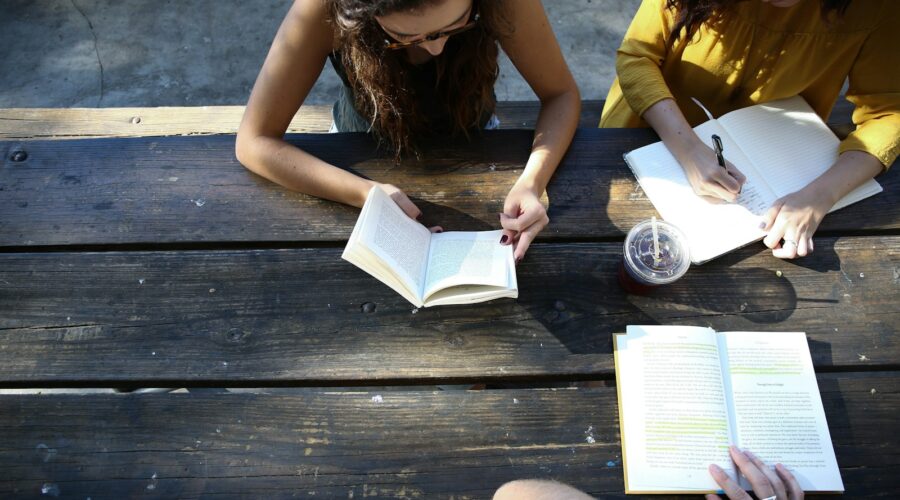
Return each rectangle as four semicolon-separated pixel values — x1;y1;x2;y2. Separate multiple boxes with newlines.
735;180;770;216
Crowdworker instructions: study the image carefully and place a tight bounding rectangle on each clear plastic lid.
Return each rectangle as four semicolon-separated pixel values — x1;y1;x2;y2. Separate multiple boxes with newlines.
623;219;691;285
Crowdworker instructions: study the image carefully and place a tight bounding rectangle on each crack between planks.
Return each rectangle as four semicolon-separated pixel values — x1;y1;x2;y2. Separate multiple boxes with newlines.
70;0;105;107
0;320;187;333
454;442;614;453
4;363;900;389
0;323;101;332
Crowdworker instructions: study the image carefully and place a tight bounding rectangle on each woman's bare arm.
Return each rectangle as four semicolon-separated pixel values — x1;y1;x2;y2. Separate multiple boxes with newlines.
497;0;581;259
235;0;375;208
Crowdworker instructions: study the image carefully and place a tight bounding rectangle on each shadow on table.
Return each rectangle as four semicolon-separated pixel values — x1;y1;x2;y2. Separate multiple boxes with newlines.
413;198;495;231
517;260;802;356
307;129;843;363
517;222;848;357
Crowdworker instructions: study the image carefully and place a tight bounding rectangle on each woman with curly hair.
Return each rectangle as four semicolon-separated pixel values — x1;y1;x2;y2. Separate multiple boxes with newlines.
601;0;898;259
236;0;580;262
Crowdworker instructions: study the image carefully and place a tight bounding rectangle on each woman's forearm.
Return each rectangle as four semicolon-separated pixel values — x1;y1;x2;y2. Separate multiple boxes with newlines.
235;135;374;208
642;98;702;156
807;150;883;206
517;89;581;193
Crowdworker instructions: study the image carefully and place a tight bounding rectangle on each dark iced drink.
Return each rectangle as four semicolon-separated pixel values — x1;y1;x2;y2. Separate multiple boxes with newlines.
619;219;691;295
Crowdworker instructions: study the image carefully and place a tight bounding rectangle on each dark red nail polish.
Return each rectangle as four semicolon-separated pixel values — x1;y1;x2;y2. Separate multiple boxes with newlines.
500;235;508;244
436;229;443;233
416;213;422;220
515;256;522;264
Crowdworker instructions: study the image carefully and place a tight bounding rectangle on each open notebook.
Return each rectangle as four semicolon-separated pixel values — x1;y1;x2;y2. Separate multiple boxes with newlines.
624;96;882;264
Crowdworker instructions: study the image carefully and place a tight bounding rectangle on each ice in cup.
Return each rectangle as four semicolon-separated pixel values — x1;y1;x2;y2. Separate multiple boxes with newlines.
618;219;691;294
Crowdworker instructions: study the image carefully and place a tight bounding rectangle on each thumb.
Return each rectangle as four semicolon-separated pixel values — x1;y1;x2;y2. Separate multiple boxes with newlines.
761;199;783;231
389;191;422;221
498;212;517;246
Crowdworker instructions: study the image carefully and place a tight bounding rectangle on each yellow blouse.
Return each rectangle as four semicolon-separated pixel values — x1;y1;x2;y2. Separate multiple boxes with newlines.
600;0;900;167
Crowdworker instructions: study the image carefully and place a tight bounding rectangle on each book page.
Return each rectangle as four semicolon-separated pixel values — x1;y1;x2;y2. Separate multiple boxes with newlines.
719;331;844;492
422;230;512;301
616;325;737;492
624;119;772;263
719;96;836;197
718;96;881;209
356;186;432;300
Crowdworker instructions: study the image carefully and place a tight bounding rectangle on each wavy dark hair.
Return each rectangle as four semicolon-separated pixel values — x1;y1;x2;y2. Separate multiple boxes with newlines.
665;0;853;47
328;0;509;157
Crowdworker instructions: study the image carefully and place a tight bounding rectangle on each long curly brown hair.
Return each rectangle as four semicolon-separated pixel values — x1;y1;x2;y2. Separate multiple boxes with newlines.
665;0;853;47
328;0;509;157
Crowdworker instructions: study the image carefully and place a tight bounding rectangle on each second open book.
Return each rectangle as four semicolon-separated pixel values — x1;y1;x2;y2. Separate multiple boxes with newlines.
624;96;882;264
342;185;517;308
614;326;843;494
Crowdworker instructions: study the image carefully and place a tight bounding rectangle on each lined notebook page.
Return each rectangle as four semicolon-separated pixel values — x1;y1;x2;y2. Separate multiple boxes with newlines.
718;96;882;207
624;120;771;263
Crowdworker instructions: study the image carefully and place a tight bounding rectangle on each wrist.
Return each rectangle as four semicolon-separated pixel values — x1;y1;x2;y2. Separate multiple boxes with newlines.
512;175;545;197
804;182;840;210
666;133;704;164
354;179;378;208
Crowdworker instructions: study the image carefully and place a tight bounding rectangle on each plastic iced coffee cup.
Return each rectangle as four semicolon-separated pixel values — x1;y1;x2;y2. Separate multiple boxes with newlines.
618;219;691;294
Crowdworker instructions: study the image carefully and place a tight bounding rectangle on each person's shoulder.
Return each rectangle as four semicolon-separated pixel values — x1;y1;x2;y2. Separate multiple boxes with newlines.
282;0;338;49
826;0;897;34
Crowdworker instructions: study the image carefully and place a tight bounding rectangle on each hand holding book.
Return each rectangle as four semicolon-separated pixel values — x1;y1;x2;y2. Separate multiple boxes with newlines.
614;326;844;494
491;445;806;499
343;186;518;308
499;180;551;263
708;446;804;500
376;182;444;233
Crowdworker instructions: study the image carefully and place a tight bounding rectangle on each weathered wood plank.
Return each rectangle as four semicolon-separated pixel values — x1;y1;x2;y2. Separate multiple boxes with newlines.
2;129;895;246
0;101;605;140
0;372;896;498
0;99;856;140
0;105;333;139
0;237;895;384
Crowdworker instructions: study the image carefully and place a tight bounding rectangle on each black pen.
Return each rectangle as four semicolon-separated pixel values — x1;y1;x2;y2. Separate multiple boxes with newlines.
712;134;741;194
711;134;726;168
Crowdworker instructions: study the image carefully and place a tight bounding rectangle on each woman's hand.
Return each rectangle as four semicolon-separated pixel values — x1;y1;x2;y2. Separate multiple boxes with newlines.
642;100;746;203
707;446;804;500
499;183;549;263
677;138;747;203
761;185;832;259
760;150;884;259
380;183;422;220
380;183;443;232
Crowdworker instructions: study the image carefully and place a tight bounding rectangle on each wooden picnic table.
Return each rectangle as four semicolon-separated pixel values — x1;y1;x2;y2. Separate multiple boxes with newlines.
0;101;897;499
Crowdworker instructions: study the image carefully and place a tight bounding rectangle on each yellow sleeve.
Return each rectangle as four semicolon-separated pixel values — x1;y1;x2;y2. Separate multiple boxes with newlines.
614;0;676;117
839;3;900;169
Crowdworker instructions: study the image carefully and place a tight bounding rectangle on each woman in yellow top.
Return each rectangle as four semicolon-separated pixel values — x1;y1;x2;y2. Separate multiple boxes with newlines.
601;0;899;259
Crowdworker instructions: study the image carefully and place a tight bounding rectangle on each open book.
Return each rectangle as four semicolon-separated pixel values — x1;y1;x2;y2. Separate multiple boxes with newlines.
342;185;518;308
614;326;843;494
624;96;882;263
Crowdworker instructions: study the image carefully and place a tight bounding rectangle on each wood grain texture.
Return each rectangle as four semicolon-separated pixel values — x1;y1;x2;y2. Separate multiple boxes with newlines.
0;237;895;384
0;99;856;140
0;101;606;140
0;105;334;139
2;129;896;247
0;372;896;499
